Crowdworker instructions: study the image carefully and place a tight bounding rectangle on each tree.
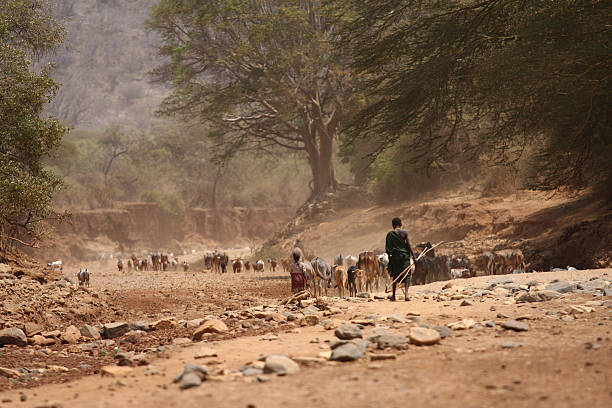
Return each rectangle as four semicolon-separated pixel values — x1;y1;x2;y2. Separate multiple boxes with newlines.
0;0;68;249
331;0;611;196
99;124;130;187
148;0;356;202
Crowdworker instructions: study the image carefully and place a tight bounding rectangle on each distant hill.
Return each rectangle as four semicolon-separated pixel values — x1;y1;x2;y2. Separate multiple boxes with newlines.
47;0;167;128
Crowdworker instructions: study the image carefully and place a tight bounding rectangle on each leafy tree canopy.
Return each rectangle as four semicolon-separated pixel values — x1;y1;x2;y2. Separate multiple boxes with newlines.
331;0;611;196
0;0;67;249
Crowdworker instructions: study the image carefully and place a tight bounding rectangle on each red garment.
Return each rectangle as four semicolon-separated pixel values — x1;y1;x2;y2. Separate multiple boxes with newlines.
291;272;305;293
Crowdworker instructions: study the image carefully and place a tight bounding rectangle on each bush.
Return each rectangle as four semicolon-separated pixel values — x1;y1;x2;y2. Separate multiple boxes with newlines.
140;190;185;220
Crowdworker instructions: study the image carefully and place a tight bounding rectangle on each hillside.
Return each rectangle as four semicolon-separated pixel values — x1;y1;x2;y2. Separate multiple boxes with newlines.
47;0;165;128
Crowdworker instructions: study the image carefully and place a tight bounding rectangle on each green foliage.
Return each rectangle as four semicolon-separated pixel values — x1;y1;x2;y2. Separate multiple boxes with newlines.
149;0;357;200
0;0;67;248
332;0;612;197
140;190;185;220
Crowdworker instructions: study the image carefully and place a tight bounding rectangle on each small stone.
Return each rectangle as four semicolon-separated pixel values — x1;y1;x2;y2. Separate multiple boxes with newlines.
61;325;81;344
447;319;476;330
357;292;371;299
501;342;522;349
376;335;410;350
334;323;363;340
172;337;192;345
179;372;202;389
500;320;529;332
31;334;56;346
101;366;134;377
103;322;130;339
536;290;563;301
433;326;452;338
80;325;101;340
292;357;326;366
460;299;473;306
192;319;228;340
173;363;208;384
260;333;278;341
0;327;27;347
299;315;320;327
130;321;150;332
516;292;541;303
409;327;441;346
46;365;69;372
0;367;21;378
323;319;343;330
151;318;178;331
406;311;421;317
370;354;397;361
186;318;205;328
385;314;406;323
24;322;43;337
194;348;218;359
263;355;300;375
485;321;496;328
330;341;366;362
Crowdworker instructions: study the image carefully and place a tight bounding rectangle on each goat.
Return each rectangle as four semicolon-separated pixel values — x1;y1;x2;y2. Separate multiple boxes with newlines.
77;268;90;287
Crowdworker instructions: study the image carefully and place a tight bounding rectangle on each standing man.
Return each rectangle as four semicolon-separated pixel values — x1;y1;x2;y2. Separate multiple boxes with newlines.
385;217;415;301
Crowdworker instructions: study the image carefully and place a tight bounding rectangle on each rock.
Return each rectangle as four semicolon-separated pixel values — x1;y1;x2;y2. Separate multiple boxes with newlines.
46;365;69;372
386;314;406;323
299;315;320;327
370;354;397;361
24;322;43;337
334;323;363;340
194;348;218;359
79;325;101;340
546;281;575;294
376;334;410;350
179;372;202;389
263;355;300;375
61;325;81;344
500;320;529;332
101;366;134;377
603;288;612;297
433;326;452;339
242;367;264;376
323;319;343;330
537;290;563;301
330;341;366;362
447;319;476;330
260;333;278;341
192;319;228;340
568;305;594;314
173;363;208;384
501;342;522;349
130;321;150;332
442;282;453;290
31;335;55;346
357;292;371;299
302;305;321;315
299;299;316;308
516;292;541;303
406;311;421;317
151;318;178;331
103;322;130;339
0;327;27;347
186;318;205;328
0;367;21;379
292;356;326;366
409;327;441;346
580;279;606;291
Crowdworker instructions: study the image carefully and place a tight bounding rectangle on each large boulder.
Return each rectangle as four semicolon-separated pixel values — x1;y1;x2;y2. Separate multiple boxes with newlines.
0;328;27;347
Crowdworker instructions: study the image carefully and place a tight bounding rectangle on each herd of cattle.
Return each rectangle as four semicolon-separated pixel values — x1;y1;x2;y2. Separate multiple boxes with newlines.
116;253;189;272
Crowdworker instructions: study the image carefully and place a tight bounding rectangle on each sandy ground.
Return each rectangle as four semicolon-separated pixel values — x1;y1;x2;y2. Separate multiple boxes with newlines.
1;265;611;408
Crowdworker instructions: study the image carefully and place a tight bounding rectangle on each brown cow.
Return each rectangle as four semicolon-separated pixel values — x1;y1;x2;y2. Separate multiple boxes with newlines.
357;252;380;293
244;260;251;272
332;265;347;298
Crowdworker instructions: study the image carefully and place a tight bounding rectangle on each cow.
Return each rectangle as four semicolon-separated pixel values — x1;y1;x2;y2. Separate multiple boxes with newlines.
244;260;251;272
346;266;358;297
161;253;169;271
352;268;365;295
127;259;133;271
492;249;525;275
311;257;333;297
77;268;89;287
357;252;380;293
182;260;189;272
204;253;214;270
117;259;123;272
232;259;243;273
471;251;494;276
332;265;347;298
254;260;265;273
412;254;451;285
281;258;290;273
268;258;278;273
377;253;391;291
131;254;138;271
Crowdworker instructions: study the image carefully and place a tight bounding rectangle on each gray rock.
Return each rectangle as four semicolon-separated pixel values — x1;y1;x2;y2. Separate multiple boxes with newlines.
376;334;410;350
173;363;208;385
537;290;563;301
603;288;612;297
460;299;473;306
80;325;101;340
334;323;363;340
179;372;202;389
433;326;452;338
0;328;27;347
516;292;541;303
484;321;496;328
130;321;150;332
263;355;300;375
580;279;607;291
242;367;264;376
546;281;575;294
502;342;522;349
526;280;540;287
330;341;366;362
500;320;529;332
357;292;370;299
103;322;129;339
301;305;320;315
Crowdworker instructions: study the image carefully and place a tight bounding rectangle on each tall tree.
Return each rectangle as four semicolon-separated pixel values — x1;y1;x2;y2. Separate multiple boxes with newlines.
0;0;67;249
149;0;355;201
331;0;611;196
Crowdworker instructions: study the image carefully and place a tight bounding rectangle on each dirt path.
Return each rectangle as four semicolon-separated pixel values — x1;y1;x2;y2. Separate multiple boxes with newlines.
1;269;610;408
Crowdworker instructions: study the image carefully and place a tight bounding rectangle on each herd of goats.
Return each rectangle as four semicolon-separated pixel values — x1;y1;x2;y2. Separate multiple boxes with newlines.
48;244;527;296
